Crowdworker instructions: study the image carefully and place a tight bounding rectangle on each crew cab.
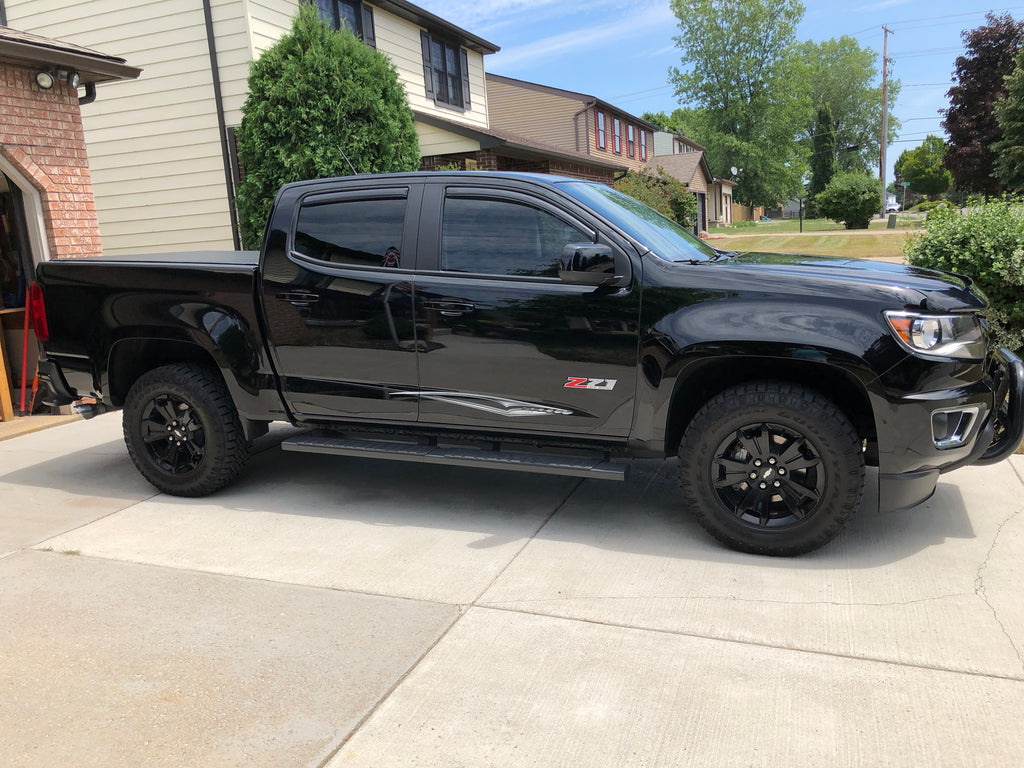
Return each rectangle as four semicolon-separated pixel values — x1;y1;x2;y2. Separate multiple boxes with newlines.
31;172;1024;555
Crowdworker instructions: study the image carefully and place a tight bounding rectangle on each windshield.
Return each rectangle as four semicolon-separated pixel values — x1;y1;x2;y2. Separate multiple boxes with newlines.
558;181;720;263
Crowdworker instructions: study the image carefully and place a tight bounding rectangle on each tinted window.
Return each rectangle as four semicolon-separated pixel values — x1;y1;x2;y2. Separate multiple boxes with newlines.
557;182;718;262
294;197;406;268
442;197;590;278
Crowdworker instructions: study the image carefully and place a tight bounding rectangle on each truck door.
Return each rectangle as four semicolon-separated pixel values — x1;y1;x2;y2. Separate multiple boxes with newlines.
261;184;422;422
412;183;640;437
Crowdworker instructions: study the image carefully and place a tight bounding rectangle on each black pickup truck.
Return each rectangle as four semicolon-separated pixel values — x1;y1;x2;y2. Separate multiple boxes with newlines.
31;172;1023;555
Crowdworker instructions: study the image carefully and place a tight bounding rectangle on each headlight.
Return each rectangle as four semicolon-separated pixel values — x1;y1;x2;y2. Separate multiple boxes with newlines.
884;311;986;360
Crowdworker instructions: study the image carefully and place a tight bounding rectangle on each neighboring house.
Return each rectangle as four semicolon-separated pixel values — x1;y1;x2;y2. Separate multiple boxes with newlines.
2;0;504;255
485;73;657;174
708;178;735;226
0;24;139;420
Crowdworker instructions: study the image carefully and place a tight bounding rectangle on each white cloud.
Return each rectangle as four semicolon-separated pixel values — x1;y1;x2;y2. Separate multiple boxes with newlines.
487;5;675;69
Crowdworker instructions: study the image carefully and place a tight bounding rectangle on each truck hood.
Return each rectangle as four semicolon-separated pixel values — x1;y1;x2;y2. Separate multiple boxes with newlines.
707;251;987;312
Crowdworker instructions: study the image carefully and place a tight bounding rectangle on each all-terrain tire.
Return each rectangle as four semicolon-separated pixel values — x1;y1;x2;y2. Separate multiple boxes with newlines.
123;363;249;496
678;381;864;556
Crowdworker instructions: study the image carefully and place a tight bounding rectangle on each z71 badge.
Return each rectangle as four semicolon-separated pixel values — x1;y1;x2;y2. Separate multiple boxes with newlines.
564;377;617;391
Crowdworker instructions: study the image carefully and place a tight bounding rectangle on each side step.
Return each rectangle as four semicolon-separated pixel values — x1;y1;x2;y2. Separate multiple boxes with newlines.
281;431;628;481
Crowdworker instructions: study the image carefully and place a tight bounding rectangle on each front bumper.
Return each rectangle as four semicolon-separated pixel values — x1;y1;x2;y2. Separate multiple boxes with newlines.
877;347;1024;512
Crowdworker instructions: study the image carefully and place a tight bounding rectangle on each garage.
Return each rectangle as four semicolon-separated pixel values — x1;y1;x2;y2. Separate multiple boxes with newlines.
0;25;138;423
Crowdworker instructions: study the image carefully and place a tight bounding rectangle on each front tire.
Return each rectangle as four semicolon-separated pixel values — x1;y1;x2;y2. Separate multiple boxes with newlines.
678;382;864;556
123;363;249;496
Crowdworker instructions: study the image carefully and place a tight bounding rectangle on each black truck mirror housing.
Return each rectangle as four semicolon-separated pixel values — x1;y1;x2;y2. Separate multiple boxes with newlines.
559;243;629;286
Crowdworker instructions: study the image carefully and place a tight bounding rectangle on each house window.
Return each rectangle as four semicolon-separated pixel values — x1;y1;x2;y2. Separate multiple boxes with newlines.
421;32;470;109
613;119;621;154
627;125;635;158
640;130;647;161
314;0;374;45
595;110;606;150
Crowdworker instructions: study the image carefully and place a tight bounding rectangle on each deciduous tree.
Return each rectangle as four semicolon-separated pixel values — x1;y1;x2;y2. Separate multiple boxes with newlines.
993;47;1024;192
797;36;899;174
941;13;1023;195
235;4;420;248
894;135;953;200
667;0;810;207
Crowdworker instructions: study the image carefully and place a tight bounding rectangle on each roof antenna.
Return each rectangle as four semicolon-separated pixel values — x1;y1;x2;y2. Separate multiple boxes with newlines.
338;143;358;175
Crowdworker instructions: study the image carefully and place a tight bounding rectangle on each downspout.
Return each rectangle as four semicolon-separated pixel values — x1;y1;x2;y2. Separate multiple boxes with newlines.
78;83;96;106
572;99;596;154
203;0;242;250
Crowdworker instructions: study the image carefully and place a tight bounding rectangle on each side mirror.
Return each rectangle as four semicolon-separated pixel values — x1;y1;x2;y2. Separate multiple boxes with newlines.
559;243;630;287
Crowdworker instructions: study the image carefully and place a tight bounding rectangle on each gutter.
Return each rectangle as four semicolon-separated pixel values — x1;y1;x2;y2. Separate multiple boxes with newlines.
202;0;241;250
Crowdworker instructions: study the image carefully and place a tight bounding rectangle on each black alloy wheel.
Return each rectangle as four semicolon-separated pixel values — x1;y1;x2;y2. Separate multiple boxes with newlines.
123;363;249;496
139;393;207;474
678;381;865;556
710;421;825;529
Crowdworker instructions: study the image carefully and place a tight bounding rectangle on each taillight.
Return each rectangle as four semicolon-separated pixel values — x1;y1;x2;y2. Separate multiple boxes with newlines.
28;281;49;342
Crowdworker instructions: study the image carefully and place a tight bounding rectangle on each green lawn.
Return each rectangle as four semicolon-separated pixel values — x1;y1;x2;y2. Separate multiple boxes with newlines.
710;229;915;260
709;216;925;235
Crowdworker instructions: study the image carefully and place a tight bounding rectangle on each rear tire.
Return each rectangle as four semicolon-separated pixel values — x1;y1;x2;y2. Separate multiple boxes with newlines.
678;381;864;556
123;363;249;496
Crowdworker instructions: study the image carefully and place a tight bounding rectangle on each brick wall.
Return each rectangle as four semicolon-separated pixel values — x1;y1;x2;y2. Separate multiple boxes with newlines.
0;62;102;259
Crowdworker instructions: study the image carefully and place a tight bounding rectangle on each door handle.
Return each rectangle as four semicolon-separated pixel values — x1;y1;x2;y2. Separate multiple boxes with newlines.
423;301;475;316
276;291;320;306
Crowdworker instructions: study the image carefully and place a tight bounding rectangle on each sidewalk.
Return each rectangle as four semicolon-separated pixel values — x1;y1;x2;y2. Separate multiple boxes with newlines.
1;414;1023;766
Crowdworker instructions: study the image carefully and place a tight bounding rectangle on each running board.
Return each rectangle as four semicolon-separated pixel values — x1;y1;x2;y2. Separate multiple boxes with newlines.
281;432;628;481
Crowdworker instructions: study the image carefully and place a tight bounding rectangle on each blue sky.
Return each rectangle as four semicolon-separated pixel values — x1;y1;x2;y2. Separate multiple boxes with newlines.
415;1;1024;187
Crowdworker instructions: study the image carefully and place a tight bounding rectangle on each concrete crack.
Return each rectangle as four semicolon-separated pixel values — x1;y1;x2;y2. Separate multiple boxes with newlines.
974;506;1024;675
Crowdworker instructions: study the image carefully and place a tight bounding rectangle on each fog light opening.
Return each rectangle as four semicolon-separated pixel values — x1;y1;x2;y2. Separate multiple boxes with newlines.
931;406;981;449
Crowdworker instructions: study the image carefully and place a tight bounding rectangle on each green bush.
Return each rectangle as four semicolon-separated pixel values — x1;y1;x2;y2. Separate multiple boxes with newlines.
917;200;954;216
614;167;698;229
904;201;1024;352
235;4;419;248
814;172;883;229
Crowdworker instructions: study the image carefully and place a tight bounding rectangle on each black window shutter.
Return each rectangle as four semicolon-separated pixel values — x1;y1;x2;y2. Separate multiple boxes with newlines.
459;48;471;109
361;4;375;48
421;31;435;100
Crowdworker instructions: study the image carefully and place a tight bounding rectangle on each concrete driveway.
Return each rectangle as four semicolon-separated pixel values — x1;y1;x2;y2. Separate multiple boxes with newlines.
1;413;1022;767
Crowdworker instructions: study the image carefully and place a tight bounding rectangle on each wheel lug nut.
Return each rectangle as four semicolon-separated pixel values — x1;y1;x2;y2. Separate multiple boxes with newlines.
768;457;776;465
749;472;758;479
773;480;781;487
778;468;786;475
759;482;767;490
753;459;762;467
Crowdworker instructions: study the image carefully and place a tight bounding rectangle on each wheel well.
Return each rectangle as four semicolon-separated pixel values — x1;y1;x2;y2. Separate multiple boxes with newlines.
107;339;219;406
664;358;877;458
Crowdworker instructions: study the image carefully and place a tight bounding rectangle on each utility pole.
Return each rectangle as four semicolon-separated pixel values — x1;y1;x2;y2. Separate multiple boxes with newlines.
879;26;892;218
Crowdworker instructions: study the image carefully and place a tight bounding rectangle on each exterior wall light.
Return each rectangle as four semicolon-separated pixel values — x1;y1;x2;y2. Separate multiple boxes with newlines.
34;70;80;90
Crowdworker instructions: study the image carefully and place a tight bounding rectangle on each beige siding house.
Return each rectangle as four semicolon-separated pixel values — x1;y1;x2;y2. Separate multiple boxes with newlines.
3;0;498;254
486;74;657;174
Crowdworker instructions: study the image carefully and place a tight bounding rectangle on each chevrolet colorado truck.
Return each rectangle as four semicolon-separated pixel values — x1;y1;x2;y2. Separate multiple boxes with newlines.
31;172;1024;555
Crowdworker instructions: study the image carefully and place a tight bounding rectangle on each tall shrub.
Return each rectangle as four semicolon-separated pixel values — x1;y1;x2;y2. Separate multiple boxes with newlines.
814;172;882;229
613;168;698;229
235;4;420;248
904;201;1024;352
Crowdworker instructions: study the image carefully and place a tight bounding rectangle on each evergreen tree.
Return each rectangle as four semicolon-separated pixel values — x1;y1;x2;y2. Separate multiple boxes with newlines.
235;4;420;248
808;103;837;207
